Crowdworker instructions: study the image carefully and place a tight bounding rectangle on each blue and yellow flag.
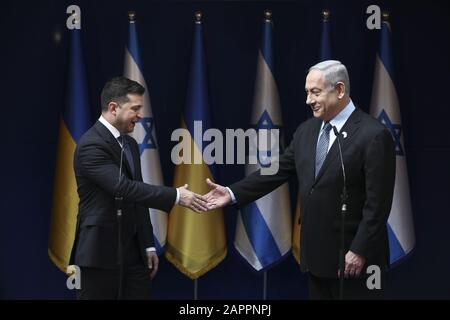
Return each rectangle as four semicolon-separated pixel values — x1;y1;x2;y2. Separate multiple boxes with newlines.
48;27;91;273
165;14;226;279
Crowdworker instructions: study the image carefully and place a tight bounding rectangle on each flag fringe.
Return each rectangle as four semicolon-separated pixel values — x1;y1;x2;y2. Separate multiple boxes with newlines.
165;245;227;280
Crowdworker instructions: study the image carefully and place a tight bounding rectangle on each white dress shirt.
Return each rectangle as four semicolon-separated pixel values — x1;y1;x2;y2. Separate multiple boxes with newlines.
317;99;355;152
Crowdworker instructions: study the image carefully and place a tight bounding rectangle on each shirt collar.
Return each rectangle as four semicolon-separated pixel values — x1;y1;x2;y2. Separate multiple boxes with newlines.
99;115;121;139
322;99;356;132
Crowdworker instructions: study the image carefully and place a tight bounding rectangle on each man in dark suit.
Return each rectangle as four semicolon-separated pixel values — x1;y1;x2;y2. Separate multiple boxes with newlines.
70;77;207;299
204;60;396;299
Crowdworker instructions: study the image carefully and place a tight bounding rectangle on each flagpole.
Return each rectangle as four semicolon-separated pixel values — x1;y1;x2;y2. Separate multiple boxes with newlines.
320;9;332;62
263;271;267;300
194;278;198;300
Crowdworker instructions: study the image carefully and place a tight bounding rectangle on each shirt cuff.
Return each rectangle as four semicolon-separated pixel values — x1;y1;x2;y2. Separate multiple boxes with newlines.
175;188;180;205
226;187;237;204
146;247;156;252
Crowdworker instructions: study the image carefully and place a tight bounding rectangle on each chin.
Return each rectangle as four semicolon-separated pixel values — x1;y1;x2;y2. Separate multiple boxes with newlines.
313;111;323;119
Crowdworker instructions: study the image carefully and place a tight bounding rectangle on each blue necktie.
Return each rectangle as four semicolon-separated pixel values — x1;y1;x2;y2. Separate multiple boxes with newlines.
118;136;135;178
315;122;332;178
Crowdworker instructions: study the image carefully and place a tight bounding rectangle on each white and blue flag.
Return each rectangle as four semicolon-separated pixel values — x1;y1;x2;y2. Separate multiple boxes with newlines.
370;19;415;265
234;17;292;271
124;15;167;254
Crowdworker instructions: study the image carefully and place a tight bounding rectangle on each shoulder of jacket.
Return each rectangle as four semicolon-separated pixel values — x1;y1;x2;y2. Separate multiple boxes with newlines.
294;117;320;136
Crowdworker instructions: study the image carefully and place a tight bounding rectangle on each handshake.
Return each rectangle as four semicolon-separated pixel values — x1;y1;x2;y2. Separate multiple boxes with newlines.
177;178;231;213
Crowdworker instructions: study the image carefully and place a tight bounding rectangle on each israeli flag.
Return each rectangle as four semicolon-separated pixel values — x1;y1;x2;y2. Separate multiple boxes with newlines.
124;16;167;254
370;19;415;265
234;17;292;271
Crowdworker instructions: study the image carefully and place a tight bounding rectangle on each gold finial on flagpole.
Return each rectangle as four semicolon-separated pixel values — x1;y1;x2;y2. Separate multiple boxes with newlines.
128;11;136;22
382;11;390;21
322;9;331;22
195;11;203;24
264;10;272;22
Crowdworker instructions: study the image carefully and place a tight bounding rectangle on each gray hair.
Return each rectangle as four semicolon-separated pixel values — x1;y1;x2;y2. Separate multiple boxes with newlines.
308;60;350;95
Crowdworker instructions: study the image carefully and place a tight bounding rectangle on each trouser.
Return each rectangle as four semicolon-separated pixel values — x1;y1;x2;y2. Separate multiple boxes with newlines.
308;271;385;300
77;234;151;300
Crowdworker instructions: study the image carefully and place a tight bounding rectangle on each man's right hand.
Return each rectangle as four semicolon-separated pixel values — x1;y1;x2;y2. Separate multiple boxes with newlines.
177;184;208;213
204;178;231;210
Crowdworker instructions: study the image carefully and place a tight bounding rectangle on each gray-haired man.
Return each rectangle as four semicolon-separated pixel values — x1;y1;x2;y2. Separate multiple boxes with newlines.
204;60;396;299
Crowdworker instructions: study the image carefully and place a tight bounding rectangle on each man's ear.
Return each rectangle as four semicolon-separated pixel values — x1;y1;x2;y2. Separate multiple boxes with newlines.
336;82;346;99
108;102;119;116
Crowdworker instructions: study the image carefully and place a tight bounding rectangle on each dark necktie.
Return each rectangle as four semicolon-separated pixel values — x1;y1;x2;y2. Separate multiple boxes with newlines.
117;135;135;178
315;122;332;177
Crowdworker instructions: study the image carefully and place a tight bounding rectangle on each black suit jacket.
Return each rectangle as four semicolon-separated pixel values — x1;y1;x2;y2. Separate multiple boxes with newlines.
230;108;396;278
70;121;176;269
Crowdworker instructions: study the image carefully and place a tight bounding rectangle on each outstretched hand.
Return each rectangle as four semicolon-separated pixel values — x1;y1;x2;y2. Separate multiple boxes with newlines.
204;178;232;210
178;184;208;213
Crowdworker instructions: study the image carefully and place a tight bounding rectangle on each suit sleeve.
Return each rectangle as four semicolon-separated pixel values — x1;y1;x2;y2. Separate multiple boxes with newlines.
139;206;155;249
229;129;298;208
350;128;396;259
77;141;177;213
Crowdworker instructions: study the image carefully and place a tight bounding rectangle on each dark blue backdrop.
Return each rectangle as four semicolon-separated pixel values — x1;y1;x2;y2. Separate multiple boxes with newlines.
1;0;449;299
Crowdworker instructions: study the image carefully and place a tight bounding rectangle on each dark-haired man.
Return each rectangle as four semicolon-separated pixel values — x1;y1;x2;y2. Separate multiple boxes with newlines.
70;77;207;299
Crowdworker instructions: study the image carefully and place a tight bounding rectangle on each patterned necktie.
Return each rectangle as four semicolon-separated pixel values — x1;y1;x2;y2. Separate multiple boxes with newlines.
315;122;332;178
118;135;135;178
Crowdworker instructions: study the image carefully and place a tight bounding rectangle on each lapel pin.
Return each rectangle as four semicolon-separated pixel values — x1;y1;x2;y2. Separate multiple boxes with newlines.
342;131;348;139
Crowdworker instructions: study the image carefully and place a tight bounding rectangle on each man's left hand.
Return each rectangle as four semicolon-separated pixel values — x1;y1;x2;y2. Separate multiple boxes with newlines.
342;250;366;278
146;251;159;279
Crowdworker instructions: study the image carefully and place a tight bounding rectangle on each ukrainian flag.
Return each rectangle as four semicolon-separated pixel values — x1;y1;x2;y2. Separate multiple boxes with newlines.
165;14;226;279
48;27;91;273
292;197;301;264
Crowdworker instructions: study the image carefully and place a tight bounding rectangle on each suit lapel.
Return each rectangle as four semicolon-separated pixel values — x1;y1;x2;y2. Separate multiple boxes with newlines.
94;121;134;178
313;108;362;185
